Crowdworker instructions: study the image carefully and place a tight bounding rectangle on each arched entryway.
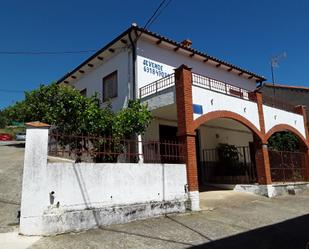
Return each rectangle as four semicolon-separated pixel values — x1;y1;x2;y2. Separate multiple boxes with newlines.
265;124;309;183
192;111;265;188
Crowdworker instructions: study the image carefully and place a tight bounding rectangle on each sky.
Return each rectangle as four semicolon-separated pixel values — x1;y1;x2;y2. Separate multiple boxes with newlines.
0;0;308;109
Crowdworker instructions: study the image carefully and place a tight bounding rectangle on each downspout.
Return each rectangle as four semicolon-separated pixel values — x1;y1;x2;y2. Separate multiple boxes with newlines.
128;30;137;100
129;28;144;163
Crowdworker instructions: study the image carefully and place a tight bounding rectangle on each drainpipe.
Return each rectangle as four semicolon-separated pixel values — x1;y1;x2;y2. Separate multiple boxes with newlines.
128;29;136;100
129;27;144;162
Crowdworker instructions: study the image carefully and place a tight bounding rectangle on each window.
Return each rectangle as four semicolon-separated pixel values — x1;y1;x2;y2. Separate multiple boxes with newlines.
103;71;118;102
80;88;87;97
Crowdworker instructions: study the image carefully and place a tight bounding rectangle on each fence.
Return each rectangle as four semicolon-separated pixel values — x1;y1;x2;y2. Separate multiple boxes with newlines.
200;146;257;184
269;150;306;182
48;132;184;164
192;73;256;102
139;74;175;98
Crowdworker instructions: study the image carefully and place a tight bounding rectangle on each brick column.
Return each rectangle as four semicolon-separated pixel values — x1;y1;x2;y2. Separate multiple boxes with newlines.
254;92;272;185
294;105;309;181
254;139;272;185
175;65;200;211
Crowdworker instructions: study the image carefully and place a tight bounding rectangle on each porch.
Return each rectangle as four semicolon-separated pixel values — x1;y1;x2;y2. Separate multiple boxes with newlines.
140;65;309;206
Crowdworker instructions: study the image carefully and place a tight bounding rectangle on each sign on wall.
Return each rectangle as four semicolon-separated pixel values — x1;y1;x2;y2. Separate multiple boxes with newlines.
137;56;175;88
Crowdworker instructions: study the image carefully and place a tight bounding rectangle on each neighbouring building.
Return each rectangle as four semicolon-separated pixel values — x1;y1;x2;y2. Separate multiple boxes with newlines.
259;83;309;126
57;24;309;207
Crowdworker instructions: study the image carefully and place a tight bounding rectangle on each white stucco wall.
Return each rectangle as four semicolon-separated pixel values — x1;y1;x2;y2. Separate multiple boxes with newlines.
263;105;306;138
192;85;261;131
20;127;188;235
198;125;253;151
73;48;131;111
45;162;187;210
136;38;257;91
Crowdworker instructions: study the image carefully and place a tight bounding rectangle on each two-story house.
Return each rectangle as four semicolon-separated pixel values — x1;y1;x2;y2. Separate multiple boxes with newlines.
57;24;309;210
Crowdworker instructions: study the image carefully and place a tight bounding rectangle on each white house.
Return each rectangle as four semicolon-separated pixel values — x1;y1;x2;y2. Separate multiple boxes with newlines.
57;24;309;207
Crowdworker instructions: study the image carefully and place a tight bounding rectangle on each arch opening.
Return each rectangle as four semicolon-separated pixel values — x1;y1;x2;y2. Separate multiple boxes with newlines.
194;112;263;189
266;125;308;183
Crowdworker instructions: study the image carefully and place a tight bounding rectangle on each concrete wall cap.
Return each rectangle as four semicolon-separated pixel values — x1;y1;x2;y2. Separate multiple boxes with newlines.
26;121;51;128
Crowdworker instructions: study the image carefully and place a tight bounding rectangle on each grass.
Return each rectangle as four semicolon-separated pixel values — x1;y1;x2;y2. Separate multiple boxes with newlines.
0;127;26;138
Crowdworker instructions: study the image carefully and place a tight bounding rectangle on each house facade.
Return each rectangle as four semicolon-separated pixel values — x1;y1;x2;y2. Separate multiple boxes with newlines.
57;24;309;210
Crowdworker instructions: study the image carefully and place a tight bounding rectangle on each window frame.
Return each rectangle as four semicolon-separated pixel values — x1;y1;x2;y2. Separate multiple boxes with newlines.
102;70;118;102
80;88;87;97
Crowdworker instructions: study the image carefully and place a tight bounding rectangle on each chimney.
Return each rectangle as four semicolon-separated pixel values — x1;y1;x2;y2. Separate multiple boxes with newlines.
181;39;192;48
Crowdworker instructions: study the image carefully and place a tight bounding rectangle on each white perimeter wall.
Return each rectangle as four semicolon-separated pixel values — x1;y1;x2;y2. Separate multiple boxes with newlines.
263;105;306;138
192;86;261;131
73;48;131;111
20;128;187;235
136;38;257;91
45;163;187;210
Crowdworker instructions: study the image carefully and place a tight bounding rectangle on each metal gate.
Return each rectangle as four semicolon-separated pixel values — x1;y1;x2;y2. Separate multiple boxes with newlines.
269;150;307;182
200;146;257;184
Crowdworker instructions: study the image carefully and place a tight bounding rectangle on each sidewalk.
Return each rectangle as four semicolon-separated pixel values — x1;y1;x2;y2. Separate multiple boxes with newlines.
28;190;309;249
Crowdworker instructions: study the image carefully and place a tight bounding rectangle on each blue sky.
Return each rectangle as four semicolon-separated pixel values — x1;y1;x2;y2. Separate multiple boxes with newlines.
0;0;308;109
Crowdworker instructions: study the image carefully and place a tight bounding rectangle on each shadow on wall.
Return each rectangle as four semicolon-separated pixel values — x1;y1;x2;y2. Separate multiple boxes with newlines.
189;214;309;249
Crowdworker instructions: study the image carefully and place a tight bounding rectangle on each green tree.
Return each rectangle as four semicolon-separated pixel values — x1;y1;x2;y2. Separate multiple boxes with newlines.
268;131;299;151
2;83;152;162
0;110;8;128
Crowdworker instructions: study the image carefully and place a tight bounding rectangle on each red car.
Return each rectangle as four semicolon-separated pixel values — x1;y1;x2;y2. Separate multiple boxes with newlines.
0;133;13;141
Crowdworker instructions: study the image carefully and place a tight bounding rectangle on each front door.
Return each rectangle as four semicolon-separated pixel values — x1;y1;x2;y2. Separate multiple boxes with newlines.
159;125;178;163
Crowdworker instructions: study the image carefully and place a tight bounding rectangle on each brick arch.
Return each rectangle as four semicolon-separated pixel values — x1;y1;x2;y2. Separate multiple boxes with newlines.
192;110;264;141
265;124;309;148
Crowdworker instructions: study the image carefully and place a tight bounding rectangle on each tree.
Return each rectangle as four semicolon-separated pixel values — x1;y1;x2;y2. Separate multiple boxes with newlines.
0;110;8;128
2;83;152;162
268;131;299;151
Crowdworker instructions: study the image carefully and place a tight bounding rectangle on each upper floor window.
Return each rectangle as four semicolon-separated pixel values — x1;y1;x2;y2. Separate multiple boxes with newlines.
80;88;87;97
103;71;118;102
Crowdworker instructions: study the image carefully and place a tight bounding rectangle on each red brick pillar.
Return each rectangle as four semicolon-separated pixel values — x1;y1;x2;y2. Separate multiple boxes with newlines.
254;92;272;185
175;65;200;211
294;105;309;181
254;139;272;185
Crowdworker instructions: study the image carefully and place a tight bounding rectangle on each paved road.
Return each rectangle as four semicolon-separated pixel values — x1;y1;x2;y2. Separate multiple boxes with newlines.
1;141;309;249
28;190;309;249
0;141;24;233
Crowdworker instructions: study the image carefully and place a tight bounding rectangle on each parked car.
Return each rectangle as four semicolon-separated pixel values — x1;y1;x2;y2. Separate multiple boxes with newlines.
0;133;13;141
16;132;26;141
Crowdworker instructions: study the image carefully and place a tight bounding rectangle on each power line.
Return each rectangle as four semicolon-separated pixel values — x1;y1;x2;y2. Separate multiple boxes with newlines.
143;0;168;30
136;0;173;42
0;49;97;55
0;89;24;93
147;0;172;28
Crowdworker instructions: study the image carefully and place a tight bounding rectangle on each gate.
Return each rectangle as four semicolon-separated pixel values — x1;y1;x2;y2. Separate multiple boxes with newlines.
200;146;257;184
269;150;307;182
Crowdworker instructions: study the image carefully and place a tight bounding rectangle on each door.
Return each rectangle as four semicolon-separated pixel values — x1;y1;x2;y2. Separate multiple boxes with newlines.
159;125;178;163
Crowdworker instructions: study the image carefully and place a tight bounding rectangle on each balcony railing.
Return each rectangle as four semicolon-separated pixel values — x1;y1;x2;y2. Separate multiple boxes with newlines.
139;72;298;114
139;73;175;98
192;73;256;102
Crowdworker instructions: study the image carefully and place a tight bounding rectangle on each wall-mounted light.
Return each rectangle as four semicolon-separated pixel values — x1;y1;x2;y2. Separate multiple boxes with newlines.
244;107;247;113
274;115;277;120
211;99;214;105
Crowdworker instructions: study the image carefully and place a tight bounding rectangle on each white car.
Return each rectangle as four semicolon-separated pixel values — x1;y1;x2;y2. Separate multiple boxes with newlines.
16;132;26;141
